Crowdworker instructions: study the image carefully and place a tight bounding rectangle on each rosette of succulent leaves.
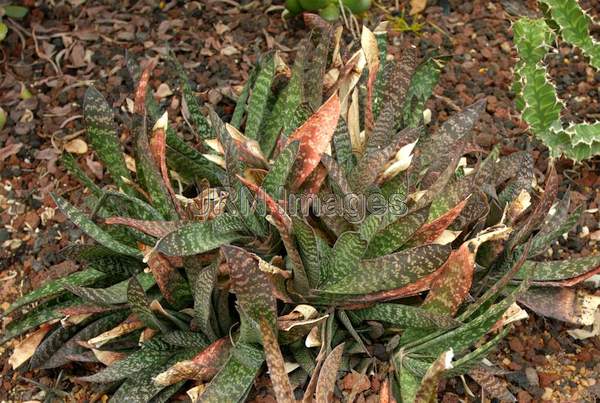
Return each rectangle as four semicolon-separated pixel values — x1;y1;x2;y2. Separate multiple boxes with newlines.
4;21;599;403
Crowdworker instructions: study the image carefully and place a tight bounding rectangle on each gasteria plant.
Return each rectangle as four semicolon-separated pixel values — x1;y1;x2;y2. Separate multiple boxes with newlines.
513;0;600;160
4;20;600;402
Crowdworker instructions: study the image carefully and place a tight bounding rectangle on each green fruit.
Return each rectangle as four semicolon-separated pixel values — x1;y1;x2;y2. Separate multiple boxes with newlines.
342;0;372;14
299;0;329;11
285;0;303;15
319;3;340;22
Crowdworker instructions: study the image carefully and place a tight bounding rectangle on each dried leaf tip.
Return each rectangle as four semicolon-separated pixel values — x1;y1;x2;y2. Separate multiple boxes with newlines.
153;111;168;131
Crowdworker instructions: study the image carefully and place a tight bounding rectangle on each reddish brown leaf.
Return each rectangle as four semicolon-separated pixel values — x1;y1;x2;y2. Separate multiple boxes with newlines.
139;244;187;306
59;305;115;316
315;343;345;403
259;317;294;403
104;216;182;238
414;350;453;403
468;367;516;402
150;124;185;217
286;93;341;190
407;198;469;247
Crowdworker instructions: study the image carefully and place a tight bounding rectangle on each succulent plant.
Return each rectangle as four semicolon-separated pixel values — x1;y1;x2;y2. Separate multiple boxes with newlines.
284;0;372;21
4;21;600;402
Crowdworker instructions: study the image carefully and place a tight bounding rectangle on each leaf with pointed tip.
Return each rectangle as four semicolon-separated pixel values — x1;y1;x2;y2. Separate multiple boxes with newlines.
321;153;352;197
173;59;211;139
66;273;155;306
30;320;87;369
197;342;264;403
86;255;144;277
51;194;142;257
406;199;468;247
262;141;299;200
366;207;428;258
145;250;191;309
348;303;461;330
323;231;367;286
446;327;509;377
40;311;128;369
332;118;355;174
245;53;275;140
259;317;294;402
322;244;451;295
105;217;183;239
192;263;218;341
128;277;168;332
414;350;453;403
231;66;259;129
61;153;103;198
527;204;583;258
286;94;341;190
468;367;516;402
292;218;324;287
0;300;78;345
306;28;331;111
83;87;134;196
517;287;599;325
315;343;345;402
516;254;600;282
155;215;244;256
402;58;442;127
5;269;106;315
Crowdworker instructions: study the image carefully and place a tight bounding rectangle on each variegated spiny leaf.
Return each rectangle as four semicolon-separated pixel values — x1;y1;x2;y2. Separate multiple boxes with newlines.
245;53;275;140
407;199;468;247
365;206;429;258
155;215;244;256
61;153;102;198
321;244;451;295
172;57;212;139
292;218;323;288
402;58;442;128
51;194;142;257
414;350;453;403
198;343;264;403
468;367;516;402
192;263;218;341
262;140;299;200
332;117;355;174
40;311;128;369
348;303;461;330
315;343;345;402
527;204;583;257
128;276;168;332
351;126;421;194
223;245;277;333
5;268;106;315
567;122;600;147
417;99;486;171
133;115;178;220
231;65;259;129
259;317;295;402
83;87;135;196
105;217;183;239
65;272;155;306
286;93;341;190
306;27;331;111
516;254;600;282
322;231;367;287
365;48;419;154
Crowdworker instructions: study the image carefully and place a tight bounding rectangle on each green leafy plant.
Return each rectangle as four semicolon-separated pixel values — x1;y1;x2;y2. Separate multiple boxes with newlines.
4;22;599;402
0;4;28;42
285;0;372;22
513;0;600;160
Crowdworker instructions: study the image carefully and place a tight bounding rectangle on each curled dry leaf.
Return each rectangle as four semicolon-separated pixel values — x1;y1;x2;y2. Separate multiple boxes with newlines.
9;324;54;369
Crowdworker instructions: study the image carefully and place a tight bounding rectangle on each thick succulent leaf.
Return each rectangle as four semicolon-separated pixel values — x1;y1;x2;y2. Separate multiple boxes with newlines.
61;153;102;198
197;343;264;403
332;118;355;174
468;367;516;402
231;66;259;129
5;268;106;315
402;58;442;128
348;303;461;330
141;246;190;308
51;194;142;257
259;317;294;402
86;255;144;277
128;276;168;332
83;87;134;195
365;206;429;258
292;218;324;288
192;263;218;341
305;28;331;111
262;140;299;200
321;244;451;295
315;343;345;402
66;272;155;306
103;190;164;221
518;287;600;325
245;53;275;140
322;231;367;286
105;217;183;239
0;300;77;345
161;331;208;349
516;254;600;281
527;204;583;257
406;199;468;247
223;245;277;342
155;215;244;256
173;58;211;139
40;311;128;369
29;321;86;369
414;350;453;403
286;93;341;190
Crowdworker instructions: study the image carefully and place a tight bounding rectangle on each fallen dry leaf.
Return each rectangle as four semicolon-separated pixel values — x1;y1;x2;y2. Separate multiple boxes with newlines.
9;324;54;369
64;138;88;154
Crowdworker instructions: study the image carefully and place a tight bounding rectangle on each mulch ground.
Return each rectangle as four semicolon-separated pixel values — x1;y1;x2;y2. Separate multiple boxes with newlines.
0;0;599;401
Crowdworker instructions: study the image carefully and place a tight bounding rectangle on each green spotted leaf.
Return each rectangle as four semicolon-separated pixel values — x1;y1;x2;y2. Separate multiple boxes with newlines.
5;268;107;315
516;254;600;282
51;194;142;257
402;58;442;128
262;140;299;200
348;303;461;330
61;153;103;198
30;320;88;369
84;87;134;196
173;58;212;139
231;66;259;129
128;276;168;332
292;218;323;288
323;231;367;286
332;118;355;174
192;263;218;341
66;272;155;306
365;207;428;258
161;331;208;349
245;53;275;140
527;204;583;257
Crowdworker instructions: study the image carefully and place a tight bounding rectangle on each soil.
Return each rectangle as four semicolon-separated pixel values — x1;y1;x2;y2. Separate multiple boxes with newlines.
0;0;599;401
